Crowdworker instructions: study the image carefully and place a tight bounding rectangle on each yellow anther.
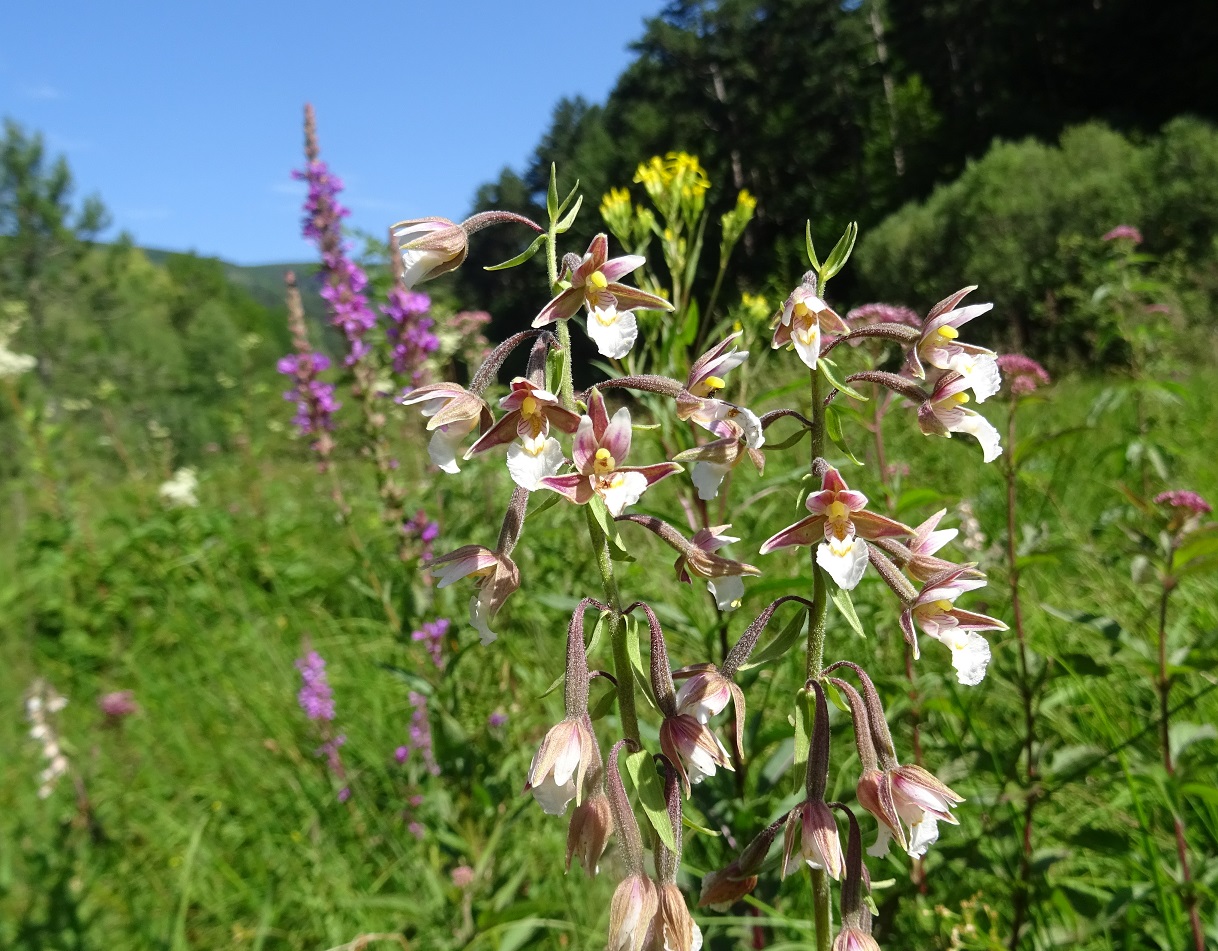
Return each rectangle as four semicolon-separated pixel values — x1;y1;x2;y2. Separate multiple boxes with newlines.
588;271;608;289
827;500;850;521
937;325;960;340
593;447;616;473
704;375;726;391
793;301;809;318
951;392;970;405
933;599;955;612
521;396;539;417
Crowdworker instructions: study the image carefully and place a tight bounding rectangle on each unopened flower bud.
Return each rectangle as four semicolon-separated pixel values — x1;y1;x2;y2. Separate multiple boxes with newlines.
650;882;703;951
566;788;614;875
525;715;599;816
392;217;469;288
607;874;658;951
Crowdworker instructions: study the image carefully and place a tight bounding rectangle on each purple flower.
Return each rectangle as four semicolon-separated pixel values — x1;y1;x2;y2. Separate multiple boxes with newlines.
402;509;441;564
411;618;450;669
98;690;139;720
1102;224;1143;244
488;711;508;728
845;302;921;330
996;353;1051;396
384;288;439;386
278;275;340;452
1155;490;1211;516
396;692;441;776
296;651;335;721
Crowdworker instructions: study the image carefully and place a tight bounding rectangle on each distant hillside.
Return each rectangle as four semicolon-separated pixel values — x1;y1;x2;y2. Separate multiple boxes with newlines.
140;248;325;322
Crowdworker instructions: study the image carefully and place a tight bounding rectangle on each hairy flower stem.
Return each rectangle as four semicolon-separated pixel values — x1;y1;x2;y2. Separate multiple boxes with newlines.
1155;551;1205;951
1005;400;1040;949
805;364;831;951
588;508;639;744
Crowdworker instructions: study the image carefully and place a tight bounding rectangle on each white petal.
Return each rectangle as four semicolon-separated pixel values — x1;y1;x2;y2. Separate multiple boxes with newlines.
907;816;940;858
945;629;991;685
585;307;638;359
949;353;1002;403
736;407;765;449
506;438;565;491
816;537;869;590
550;733;584;788
399;248;445;289
530;772;577;816
469;595;497;646
599;470;649;517
429;426;468;473
707;574;745;612
691;461;729;500
866;824;893;858
685;744;719;784
951;410;1002;462
790;321;820;369
691;922;704;951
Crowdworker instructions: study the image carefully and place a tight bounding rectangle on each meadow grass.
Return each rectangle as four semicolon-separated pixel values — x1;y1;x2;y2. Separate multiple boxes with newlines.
2;367;1215;949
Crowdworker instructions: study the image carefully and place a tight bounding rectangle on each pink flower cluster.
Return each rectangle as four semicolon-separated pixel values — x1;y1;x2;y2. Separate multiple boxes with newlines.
1102;225;1143;244
411;618;450;669
1154;490;1211;516
996;353;1051;396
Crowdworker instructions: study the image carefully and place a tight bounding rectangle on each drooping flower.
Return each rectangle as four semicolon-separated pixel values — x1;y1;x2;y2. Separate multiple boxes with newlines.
771;278;849;369
526;715;600;816
532;233;673;359
900;566;1007;685
400;382;493;474
650;882;704;951
465;378;581;490
918;371;1003;463
858;762;964;859
567;786;614;875
904;286;1000;402
430;544;520;645
686;332;749;399
903;509;964;583
659;713;734;795
391;217;470;288
698;818;783;910
673;412;765;502
760;467;911;589
539;390;681;517
782;798;844;880
607;875;659;951
672;524;760;610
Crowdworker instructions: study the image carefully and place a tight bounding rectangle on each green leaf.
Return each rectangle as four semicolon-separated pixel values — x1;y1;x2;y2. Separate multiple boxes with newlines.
804;221;821;270
1173;528;1218;573
546;164;559;222
537;612;607;700
818;357;867;402
528;490;562;519
681;812;721;837
820;221;858;282
484;232;546;272
625;748;677;851
679;298;701;347
830;586;865;637
589;680;618;721
624;616;655;710
825;405;865;466
554;195;583;234
739;606;807;670
790;687;814;795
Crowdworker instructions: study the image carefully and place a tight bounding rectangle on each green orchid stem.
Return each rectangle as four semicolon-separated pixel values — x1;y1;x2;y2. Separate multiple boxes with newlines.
555;320;576;413
805;363;831;951
586;507;640;744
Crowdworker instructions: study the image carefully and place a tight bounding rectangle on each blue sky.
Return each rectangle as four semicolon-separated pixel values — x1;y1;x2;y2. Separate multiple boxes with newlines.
1;1;665;265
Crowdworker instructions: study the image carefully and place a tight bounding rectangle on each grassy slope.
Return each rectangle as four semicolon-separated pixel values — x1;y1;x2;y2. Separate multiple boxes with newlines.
1;369;1216;949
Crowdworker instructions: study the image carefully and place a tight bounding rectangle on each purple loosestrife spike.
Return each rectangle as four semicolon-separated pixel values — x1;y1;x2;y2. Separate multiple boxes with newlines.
900;565;1006;684
279;273;339;462
996;353;1051;397
540;389;682;516
698;817;784;909
430;544;520;645
771;274;849;369
296;650;336;721
761;466;912;590
411;618;450;669
918;371;1004;463
533;233;673;359
618;514;760;611
465;378;581;491
382;287;437;385
902;286;1000;402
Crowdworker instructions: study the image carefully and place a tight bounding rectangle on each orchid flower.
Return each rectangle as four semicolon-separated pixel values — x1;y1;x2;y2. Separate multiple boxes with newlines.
465;378;581;490
771;278;849;369
532;233;672;359
401;383;492;473
904;508;964;583
918;371;1004;463
430;544;520;645
539;390;681;517
760;467;911;589
391;217;469;288
674;524;759;610
904;286;1001;402
525;715;599;816
900;565;1007;685
673;414;765;501
686;331;749;398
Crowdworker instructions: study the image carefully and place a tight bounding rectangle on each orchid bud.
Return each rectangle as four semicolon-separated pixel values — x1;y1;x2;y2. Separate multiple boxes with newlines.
651;882;703;951
525;715;599;816
392;217;469;288
607;874;659;951
566;785;614;875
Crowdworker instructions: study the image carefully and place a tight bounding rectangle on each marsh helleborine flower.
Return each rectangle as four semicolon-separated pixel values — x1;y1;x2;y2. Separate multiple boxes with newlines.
392;217;469;288
540;390;681;517
901;565;1006;685
761;466;911;590
465;378;581;491
401;383;493;474
525;715;599;816
430;544;520;645
904;286;1000;403
918;371;1003;463
771;279;849;369
533;233;673;359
